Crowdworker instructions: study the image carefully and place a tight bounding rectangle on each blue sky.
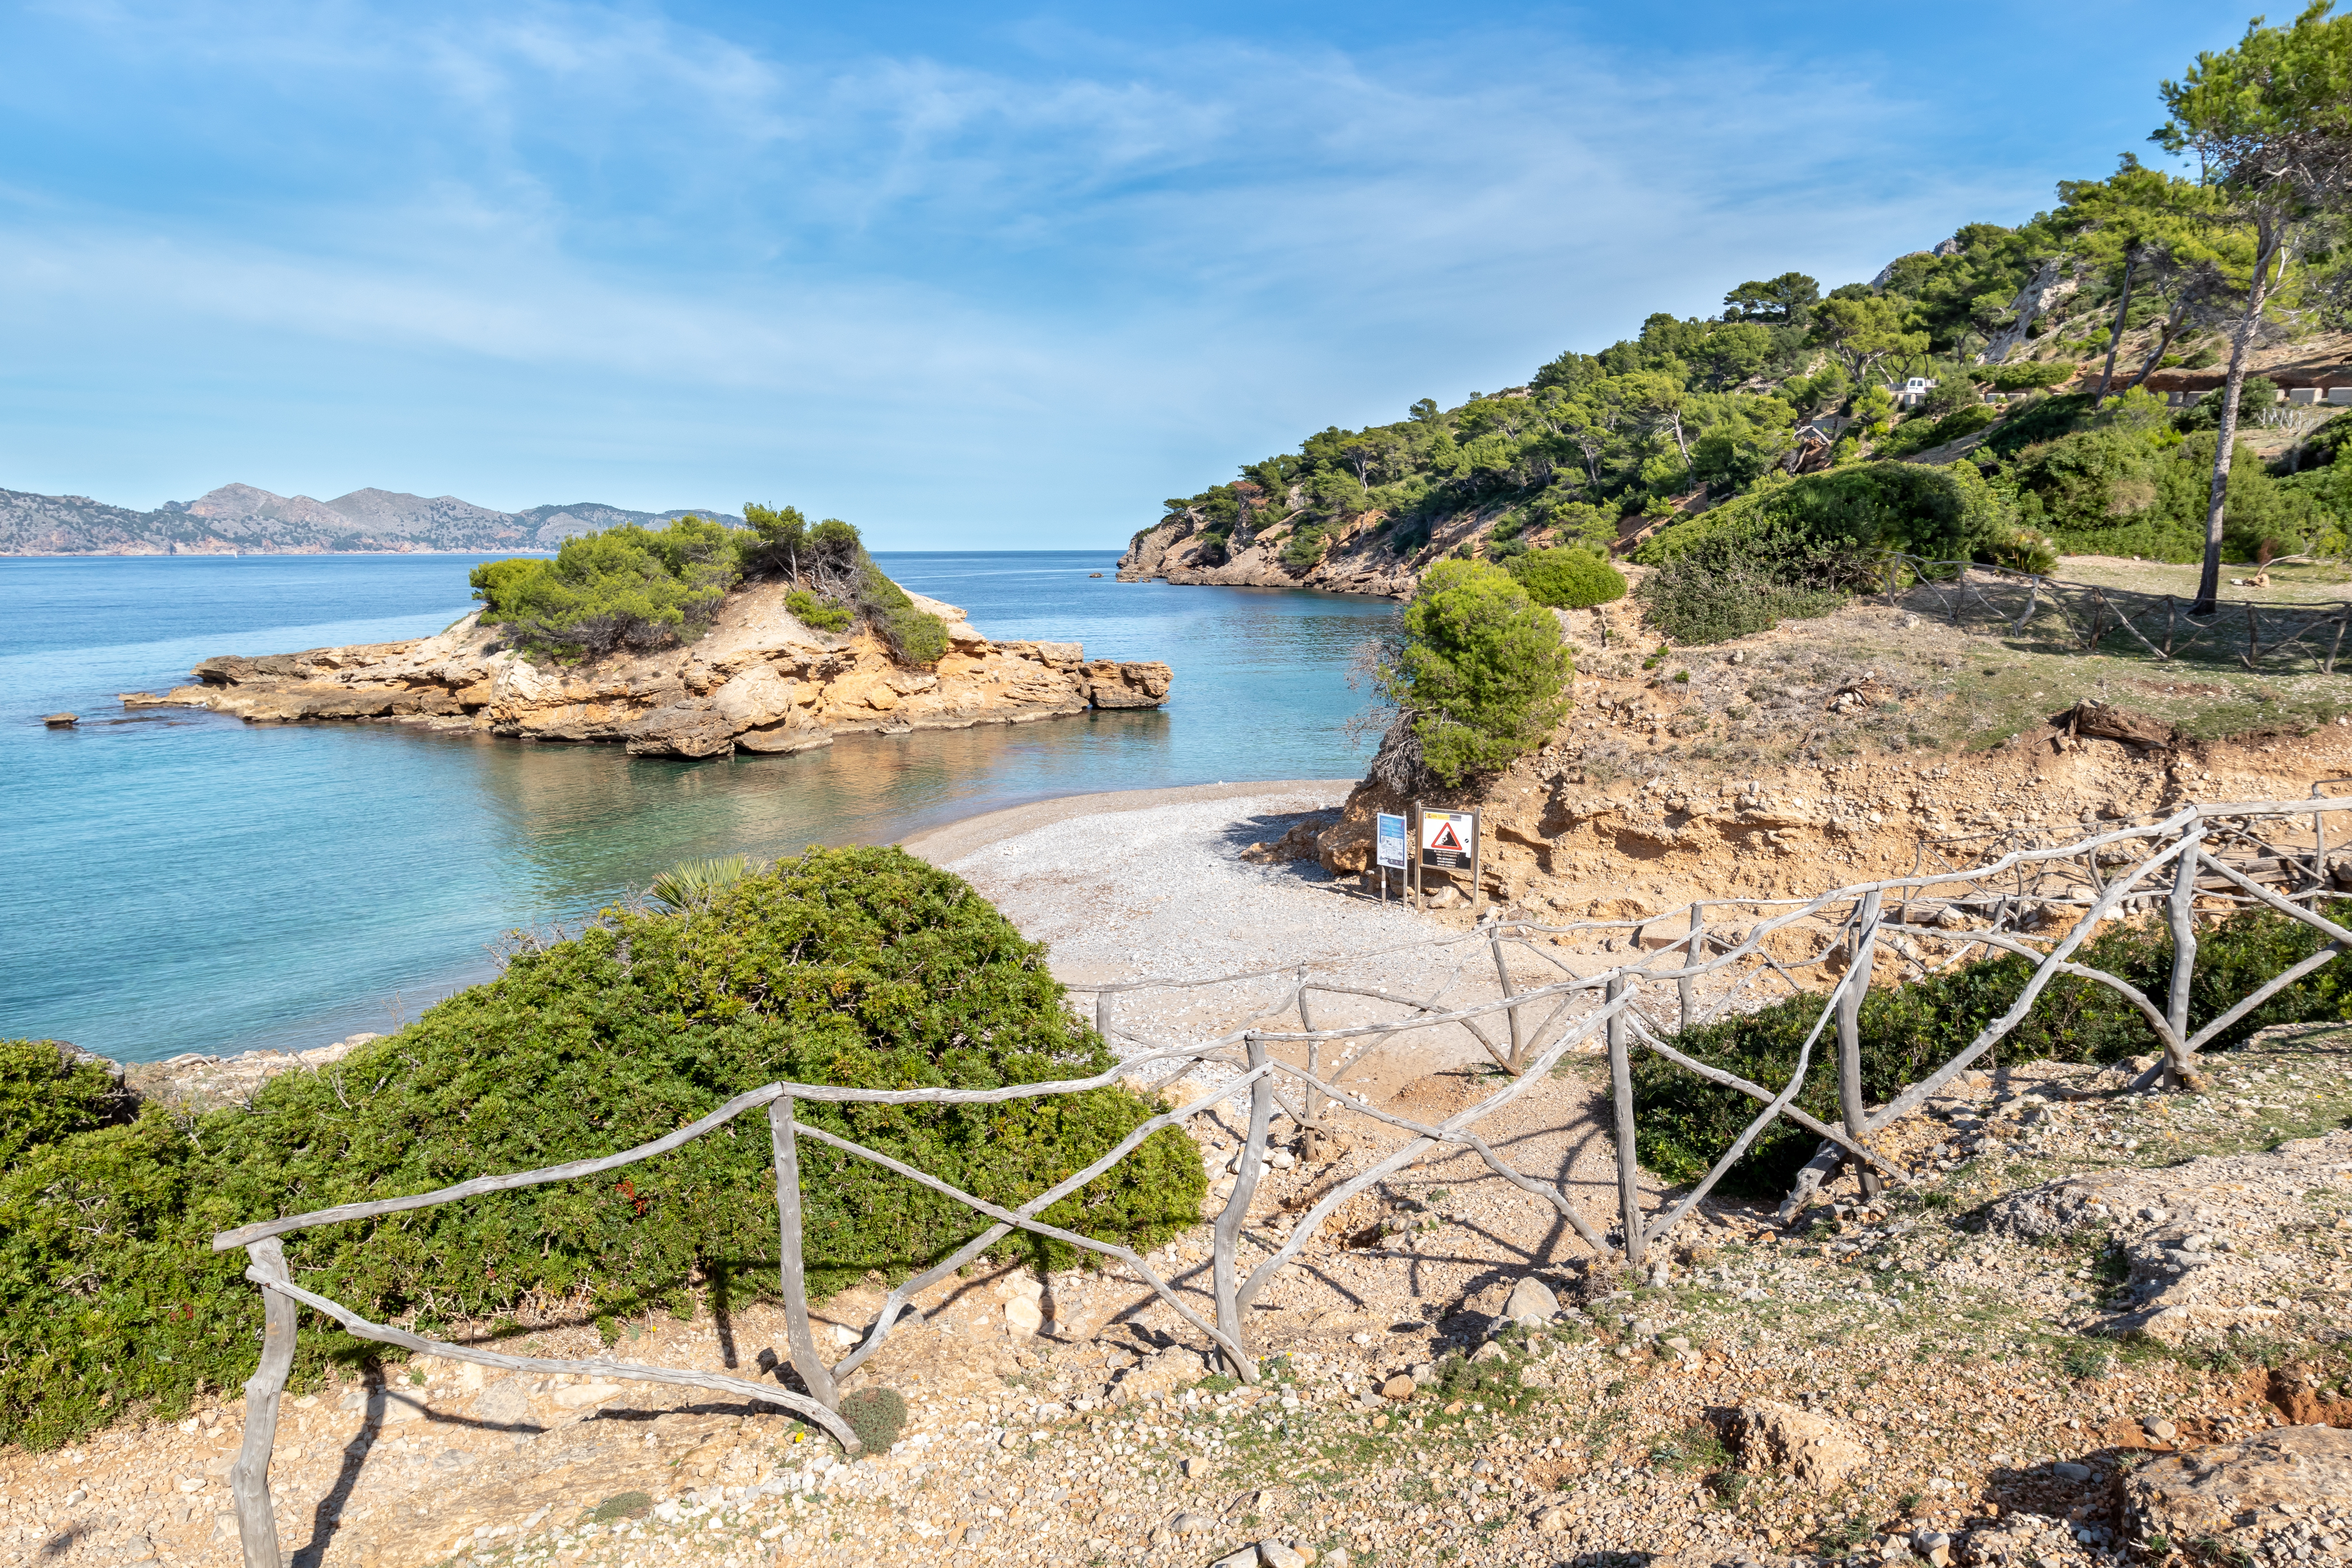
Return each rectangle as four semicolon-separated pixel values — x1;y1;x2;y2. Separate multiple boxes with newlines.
0;1;2251;546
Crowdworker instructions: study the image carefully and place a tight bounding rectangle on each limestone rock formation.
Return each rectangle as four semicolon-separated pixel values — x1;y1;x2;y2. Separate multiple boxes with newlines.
128;582;1171;759
2115;1426;2352;1555
1732;1399;1868;1492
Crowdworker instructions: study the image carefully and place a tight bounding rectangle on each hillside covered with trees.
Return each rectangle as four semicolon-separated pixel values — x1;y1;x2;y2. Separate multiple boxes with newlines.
1127;6;2352;622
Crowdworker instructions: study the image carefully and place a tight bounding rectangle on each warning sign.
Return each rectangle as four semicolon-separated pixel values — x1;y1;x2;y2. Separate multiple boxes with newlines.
1419;809;1477;870
1375;812;1408;870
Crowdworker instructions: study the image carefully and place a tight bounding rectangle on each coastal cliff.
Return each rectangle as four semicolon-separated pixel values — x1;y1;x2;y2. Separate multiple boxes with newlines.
1116;512;1437;598
129;579;1171;759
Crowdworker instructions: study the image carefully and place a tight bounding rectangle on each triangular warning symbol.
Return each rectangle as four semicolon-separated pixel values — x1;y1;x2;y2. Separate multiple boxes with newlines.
1430;821;1464;852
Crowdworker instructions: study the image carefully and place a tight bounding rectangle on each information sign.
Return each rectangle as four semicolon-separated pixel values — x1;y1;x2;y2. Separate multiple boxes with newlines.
1375;813;1408;870
1419;809;1477;870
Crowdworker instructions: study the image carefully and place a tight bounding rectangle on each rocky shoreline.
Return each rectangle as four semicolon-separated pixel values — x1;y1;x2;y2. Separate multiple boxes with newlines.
121;580;1171;759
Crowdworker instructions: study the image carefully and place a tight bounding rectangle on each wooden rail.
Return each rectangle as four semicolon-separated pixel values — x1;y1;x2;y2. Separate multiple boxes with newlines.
212;798;2352;1565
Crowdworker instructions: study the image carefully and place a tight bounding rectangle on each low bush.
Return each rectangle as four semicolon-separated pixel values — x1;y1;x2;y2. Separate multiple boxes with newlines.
1876;403;1999;459
1510;547;1626;608
0;1038;132;1169
1382;559;1574;786
1636;556;1845;646
1624;900;2352;1197
0;849;1202;1451
1282;523;1332;567
853;559;949;666
785;588;853;632
472;516;738;662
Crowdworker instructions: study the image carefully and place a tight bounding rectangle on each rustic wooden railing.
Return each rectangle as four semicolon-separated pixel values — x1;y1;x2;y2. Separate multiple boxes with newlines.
1883;553;2351;675
212;796;2352;1565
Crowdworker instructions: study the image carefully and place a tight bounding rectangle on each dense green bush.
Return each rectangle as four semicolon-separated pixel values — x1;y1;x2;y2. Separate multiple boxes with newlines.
1509;546;1627;607
1383;559;1574;785
1625;900;2352;1197
853;558;949;666
2001;389;2332;562
1639;461;2007;571
785;588;853;632
0;849;1201;1451
1636;555;1846;646
0;1038;131;1169
1282;522;1332;567
1875;402;1999;459
471;516;737;662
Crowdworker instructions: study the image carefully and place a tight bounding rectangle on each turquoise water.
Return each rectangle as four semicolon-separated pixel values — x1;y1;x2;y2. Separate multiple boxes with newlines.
1;553;1396;1063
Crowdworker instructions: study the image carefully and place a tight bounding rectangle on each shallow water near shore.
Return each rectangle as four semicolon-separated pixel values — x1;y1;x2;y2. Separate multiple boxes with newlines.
1;551;1395;1063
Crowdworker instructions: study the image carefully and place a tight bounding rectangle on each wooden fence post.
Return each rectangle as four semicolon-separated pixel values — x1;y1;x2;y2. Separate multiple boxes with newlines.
1838;891;1882;1199
1213;1036;1272;1376
1298;963;1324;1125
229;1237;298;1568
1679;903;1704;1030
1490;931;1526;1073
2165;831;2202;1088
1607;975;1643;1269
768;1098;837;1410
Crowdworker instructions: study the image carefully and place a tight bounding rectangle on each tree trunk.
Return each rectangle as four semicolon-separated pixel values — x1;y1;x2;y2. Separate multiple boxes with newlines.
2192;226;2283;617
2094;251;2137;408
2121;294;2191;393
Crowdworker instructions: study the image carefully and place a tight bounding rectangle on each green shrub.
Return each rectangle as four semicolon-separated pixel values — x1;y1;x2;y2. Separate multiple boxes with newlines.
1625;900;2352;1196
1282;523;1332;567
0;849;1202;1452
1634;552;1846;646
472;517;738;662
0;1039;131;1170
1877;403;1998;459
1384;560;1574;785
854;559;949;666
1509;547;1627;608
1639;461;2007;570
839;1386;908;1450
785;589;853;632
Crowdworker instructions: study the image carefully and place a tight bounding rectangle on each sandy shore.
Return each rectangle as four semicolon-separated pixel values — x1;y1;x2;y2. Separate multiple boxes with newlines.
910;780;1596;1102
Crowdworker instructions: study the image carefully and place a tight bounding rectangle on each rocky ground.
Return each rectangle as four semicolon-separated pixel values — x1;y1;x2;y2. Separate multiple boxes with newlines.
13;1018;2350;1568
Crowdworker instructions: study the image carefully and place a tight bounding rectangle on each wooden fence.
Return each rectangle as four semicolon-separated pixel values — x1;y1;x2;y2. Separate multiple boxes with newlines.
1886;554;2351;675
211;796;2352;1567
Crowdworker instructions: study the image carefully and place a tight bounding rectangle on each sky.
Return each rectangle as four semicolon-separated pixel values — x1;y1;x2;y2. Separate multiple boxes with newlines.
0;0;2256;546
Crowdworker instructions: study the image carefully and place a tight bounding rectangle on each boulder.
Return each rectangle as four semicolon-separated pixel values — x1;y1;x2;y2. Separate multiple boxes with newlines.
1733;1400;1867;1492
2116;1425;2352;1550
1114;1346;1207;1402
710;664;799;730
1504;1275;1560;1326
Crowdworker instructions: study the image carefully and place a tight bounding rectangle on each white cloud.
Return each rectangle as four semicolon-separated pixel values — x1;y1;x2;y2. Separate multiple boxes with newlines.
0;1;2080;532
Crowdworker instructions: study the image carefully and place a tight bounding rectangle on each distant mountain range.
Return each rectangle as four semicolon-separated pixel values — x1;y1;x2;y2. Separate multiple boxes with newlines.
0;482;745;555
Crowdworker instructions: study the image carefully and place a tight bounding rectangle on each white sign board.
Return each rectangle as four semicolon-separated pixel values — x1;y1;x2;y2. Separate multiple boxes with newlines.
1419;809;1477;870
1375;812;1408;870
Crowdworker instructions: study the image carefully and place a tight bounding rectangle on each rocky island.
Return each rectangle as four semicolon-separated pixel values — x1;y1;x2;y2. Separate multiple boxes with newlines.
127;518;1171;758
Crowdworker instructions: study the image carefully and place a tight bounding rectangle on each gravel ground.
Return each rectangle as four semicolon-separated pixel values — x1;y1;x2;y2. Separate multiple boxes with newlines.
18;1031;2350;1568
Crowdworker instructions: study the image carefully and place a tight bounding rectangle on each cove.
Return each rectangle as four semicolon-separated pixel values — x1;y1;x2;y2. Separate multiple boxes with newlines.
0;551;1397;1063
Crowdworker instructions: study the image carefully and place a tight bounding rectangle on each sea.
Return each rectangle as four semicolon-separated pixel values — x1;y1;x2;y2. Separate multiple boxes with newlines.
0;552;1398;1065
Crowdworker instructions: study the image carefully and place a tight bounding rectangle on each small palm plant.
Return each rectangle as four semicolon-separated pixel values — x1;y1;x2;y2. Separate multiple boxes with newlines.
648;855;753;914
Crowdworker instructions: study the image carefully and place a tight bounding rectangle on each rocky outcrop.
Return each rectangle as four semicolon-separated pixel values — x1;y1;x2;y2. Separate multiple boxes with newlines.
127;581;1171;759
2115;1426;2352;1559
1118;513;1446;599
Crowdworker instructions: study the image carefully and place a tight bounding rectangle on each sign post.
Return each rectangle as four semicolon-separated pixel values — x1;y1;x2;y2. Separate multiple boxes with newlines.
1374;812;1408;904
